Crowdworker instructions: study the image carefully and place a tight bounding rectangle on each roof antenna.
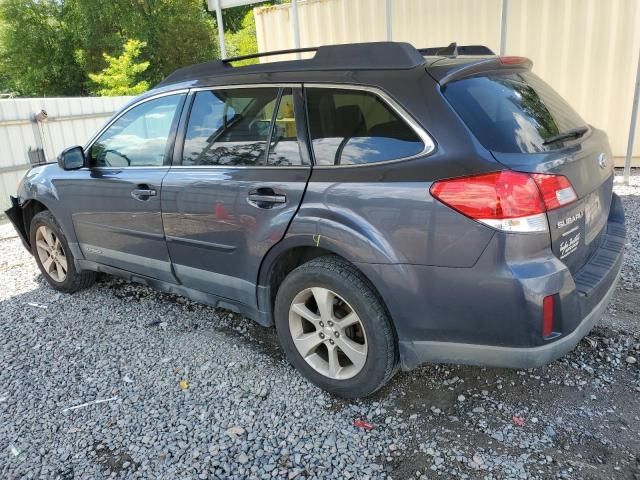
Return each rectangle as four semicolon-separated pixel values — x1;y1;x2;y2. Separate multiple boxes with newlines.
438;42;458;56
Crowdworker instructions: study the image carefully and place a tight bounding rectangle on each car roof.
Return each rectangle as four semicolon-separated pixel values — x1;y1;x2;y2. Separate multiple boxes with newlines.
148;42;514;98
157;42;426;88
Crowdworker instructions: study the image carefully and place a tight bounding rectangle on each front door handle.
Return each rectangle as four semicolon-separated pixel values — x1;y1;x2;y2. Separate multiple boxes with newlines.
248;194;286;204
131;188;157;201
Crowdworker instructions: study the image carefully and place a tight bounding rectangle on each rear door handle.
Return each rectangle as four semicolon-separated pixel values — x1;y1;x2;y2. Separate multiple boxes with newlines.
247;189;287;208
131;188;157;201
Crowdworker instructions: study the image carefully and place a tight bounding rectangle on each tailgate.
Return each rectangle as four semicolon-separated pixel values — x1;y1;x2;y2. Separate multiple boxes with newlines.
442;69;615;274
494;132;614;274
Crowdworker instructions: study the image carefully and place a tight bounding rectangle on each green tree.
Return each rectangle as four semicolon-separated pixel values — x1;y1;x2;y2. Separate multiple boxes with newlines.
88;39;150;96
221;2;287;64
225;9;259;65
67;0;217;87
0;0;276;97
0;0;219;96
0;0;83;96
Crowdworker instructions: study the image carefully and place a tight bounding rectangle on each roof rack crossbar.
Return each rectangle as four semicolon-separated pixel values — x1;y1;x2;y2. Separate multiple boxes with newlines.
222;47;319;64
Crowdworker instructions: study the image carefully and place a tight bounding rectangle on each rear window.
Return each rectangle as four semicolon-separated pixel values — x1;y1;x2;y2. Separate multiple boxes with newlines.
443;71;587;153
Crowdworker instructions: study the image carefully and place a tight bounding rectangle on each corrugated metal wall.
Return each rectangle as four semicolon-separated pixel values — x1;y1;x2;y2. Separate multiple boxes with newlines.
0;96;132;210
255;0;640;163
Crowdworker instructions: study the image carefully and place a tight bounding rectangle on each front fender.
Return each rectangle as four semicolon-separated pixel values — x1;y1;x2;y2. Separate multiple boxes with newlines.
15;164;83;255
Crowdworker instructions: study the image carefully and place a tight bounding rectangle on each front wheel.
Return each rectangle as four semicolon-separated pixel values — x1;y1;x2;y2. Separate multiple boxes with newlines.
274;256;398;398
30;210;95;293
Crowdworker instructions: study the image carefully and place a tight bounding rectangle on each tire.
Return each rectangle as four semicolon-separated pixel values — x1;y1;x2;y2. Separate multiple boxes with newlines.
29;210;95;293
274;255;398;398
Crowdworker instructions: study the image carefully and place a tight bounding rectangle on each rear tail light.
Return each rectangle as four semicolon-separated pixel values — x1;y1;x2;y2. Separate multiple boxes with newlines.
430;170;577;233
542;295;555;338
530;173;577;209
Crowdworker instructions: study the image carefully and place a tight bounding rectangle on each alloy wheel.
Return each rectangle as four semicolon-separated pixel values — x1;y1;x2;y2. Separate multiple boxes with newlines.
288;287;368;380
35;225;68;282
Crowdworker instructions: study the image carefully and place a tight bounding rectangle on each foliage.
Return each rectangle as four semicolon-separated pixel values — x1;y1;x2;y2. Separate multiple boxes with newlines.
220;3;259;33
225;9;259;65
66;0;218;87
0;0;83;96
0;0;285;97
88;39;150;96
223;1;287;65
0;0;218;96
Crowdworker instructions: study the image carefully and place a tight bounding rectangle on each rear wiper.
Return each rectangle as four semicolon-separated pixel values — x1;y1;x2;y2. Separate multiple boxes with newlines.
542;126;588;146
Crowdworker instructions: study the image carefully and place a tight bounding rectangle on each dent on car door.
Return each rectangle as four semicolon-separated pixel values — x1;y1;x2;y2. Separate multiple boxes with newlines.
57;93;186;282
161;86;311;306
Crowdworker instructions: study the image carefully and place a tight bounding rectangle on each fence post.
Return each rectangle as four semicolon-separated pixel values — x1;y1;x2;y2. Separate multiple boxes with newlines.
291;0;301;59
499;0;508;55
624;47;640;185
386;0;393;41
33;109;50;163
214;0;227;58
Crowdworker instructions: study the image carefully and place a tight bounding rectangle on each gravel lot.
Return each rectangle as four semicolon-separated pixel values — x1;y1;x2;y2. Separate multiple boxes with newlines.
1;170;639;480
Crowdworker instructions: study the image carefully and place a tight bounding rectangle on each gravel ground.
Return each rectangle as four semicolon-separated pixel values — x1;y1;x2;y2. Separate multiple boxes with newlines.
1;169;639;479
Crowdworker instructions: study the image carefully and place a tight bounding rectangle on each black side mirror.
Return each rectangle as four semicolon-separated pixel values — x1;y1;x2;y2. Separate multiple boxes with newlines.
57;146;86;170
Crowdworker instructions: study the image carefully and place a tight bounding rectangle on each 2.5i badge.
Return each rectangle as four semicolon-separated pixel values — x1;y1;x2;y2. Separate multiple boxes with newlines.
559;232;581;259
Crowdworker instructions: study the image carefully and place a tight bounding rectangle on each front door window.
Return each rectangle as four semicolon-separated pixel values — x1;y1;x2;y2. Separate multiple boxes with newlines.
89;94;184;167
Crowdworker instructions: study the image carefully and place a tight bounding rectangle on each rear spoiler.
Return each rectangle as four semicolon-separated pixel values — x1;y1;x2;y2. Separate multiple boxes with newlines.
430;56;533;86
419;44;495;56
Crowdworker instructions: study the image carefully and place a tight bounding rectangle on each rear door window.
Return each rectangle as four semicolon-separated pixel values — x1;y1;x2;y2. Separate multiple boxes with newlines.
305;88;425;165
443;71;588;153
183;88;280;166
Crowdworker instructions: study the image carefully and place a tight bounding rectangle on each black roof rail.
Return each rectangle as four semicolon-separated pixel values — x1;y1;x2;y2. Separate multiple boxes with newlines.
419;44;495;56
158;42;426;87
222;47;319;64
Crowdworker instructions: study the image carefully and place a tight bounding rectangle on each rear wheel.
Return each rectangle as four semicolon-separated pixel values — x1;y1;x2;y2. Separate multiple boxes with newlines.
30;210;95;293
275;256;398;398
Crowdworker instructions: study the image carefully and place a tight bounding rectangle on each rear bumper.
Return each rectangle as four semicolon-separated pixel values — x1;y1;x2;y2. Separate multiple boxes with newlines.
399;251;621;369
359;194;626;370
4;196;30;252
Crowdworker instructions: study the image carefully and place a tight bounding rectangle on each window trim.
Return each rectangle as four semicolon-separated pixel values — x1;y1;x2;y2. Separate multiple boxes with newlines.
263;88;284;165
83;89;189;170
172;83;310;170
82;82;435;170
303;83;436;168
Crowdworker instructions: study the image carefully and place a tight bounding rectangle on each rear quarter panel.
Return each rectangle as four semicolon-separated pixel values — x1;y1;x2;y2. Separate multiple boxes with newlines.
296;171;494;267
292;68;502;267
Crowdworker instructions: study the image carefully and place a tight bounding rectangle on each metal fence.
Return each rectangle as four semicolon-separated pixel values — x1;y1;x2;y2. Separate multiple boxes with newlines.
0;96;132;211
255;0;640;170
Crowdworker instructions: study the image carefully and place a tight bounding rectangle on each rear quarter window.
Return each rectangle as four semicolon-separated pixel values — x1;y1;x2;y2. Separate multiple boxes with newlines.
443;71;587;153
305;88;425;165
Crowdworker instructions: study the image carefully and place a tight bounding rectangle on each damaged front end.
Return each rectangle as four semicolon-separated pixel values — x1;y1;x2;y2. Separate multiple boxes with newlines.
4;196;31;252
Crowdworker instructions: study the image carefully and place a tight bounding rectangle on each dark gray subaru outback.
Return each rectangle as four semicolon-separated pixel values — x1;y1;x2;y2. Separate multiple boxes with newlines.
5;42;626;398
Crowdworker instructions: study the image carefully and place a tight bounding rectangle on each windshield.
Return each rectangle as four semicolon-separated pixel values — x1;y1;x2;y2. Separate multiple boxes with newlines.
443;71;588;153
